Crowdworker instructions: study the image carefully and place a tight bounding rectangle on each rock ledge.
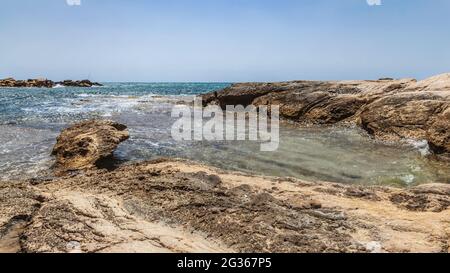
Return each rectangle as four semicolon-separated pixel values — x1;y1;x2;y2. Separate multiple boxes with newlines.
51;120;129;174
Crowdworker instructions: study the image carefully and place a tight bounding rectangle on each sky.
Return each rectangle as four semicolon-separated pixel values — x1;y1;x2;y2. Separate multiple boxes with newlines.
0;0;449;82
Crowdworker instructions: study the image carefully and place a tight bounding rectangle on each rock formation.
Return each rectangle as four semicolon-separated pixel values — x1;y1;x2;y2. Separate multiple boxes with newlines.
0;78;54;88
0;159;448;253
51;120;129;174
0;120;448;253
202;73;450;159
0;78;102;88
56;80;103;88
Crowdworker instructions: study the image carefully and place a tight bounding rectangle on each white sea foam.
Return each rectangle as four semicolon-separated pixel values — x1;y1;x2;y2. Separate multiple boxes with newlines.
407;139;431;156
400;174;416;185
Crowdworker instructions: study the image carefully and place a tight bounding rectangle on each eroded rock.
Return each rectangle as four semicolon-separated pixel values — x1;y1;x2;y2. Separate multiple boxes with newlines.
0;182;46;253
202;73;450;158
1;160;449;253
427;108;450;157
56;80;102;88
51;120;129;174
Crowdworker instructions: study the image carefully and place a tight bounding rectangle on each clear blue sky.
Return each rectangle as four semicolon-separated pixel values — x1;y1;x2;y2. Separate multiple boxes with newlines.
1;0;449;82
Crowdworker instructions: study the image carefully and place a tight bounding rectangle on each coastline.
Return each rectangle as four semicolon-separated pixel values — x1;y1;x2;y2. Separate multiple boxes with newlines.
0;74;449;253
0;115;449;253
202;73;450;161
2;0;449;258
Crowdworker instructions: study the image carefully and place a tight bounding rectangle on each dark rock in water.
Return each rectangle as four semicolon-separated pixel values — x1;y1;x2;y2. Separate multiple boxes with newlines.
1;122;449;253
56;79;102;87
51;120;129;175
0;77;53;88
25;78;54;88
202;73;450;159
0;77;102;88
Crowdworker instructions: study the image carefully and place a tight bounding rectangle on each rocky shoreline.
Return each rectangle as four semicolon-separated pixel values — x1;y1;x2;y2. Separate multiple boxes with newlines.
0;120;448;253
202;73;450;160
0;78;102;88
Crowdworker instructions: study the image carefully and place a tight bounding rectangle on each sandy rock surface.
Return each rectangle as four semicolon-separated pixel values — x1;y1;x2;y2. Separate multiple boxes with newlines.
0;160;448;253
51;120;129;174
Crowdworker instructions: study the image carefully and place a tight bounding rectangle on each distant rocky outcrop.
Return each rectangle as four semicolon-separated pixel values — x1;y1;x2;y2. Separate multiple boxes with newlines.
0;78;54;88
56;79;102;88
0;78;102;88
51;120;129;174
202;73;450;159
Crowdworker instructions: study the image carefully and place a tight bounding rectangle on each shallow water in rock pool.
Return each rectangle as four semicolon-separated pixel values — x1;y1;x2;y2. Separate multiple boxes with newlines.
1;83;449;186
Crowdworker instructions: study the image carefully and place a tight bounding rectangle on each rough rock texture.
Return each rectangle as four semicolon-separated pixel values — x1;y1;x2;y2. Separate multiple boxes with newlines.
1;121;449;253
202;73;450;158
0;78;102;88
0;160;448;253
0;182;46;253
52;120;129;174
0;78;54;88
56;80;102;88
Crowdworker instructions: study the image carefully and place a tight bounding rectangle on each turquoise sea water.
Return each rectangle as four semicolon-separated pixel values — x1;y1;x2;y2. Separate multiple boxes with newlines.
0;83;228;126
0;83;449;186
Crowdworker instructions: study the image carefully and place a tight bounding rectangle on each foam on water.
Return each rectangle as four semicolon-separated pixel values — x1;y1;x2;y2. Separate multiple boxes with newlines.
406;139;432;157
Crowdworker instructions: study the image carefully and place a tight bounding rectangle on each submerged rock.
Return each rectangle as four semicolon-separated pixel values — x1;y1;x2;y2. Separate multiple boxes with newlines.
51;120;129;174
202;73;450;159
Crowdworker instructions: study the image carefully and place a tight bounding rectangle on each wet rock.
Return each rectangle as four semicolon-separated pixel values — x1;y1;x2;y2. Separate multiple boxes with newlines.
55;80;102;88
51;120;129;175
427;108;450;159
202;73;450;157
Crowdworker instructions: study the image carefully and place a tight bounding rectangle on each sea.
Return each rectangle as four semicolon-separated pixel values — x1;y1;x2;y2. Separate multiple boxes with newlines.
1;83;449;186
